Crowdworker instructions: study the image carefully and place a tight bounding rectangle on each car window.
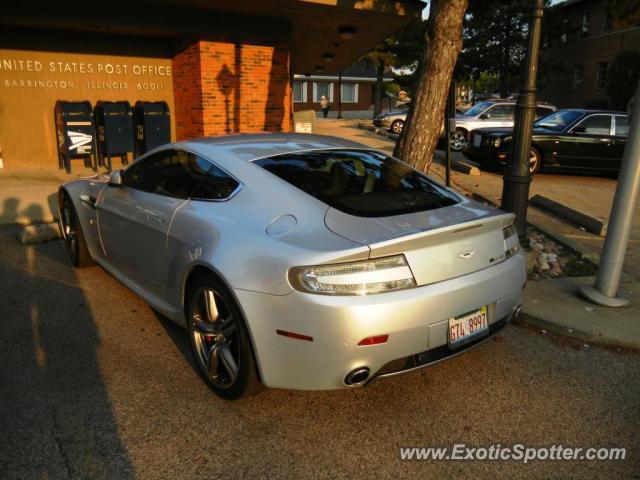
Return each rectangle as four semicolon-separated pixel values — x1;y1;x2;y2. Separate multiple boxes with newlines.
254;149;459;217
614;115;629;137
535;107;554;119
462;102;493;117
123;150;181;194
190;159;240;200
123;150;239;200
485;104;514;120
535;110;583;131
574;115;612;135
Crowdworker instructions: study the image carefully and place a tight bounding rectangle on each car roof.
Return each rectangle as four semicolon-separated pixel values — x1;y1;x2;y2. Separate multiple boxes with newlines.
179;133;368;163
558;108;628;115
480;100;555;106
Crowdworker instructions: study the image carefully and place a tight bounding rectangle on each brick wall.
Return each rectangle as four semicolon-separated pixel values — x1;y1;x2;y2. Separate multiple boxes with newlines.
540;0;640;109
172;38;292;140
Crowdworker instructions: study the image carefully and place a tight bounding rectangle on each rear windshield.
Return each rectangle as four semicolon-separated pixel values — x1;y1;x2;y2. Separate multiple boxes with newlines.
254;149;459;217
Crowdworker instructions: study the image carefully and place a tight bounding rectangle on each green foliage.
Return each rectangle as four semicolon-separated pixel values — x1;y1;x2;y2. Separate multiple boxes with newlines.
385;82;402;96
607;0;640;29
607;50;640;110
360;19;425;77
393;72;417;93
457;0;551;96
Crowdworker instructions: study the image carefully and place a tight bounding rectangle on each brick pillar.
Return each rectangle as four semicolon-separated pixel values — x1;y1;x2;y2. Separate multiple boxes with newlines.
172;39;291;141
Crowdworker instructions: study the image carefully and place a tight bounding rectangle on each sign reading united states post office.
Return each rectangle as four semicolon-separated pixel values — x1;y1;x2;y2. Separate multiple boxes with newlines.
0;49;175;169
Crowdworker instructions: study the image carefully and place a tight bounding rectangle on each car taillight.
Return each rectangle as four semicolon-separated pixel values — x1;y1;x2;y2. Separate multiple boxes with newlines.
289;255;416;296
503;224;519;258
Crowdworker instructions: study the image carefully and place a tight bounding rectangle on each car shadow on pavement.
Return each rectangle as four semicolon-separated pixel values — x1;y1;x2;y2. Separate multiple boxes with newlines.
0;224;134;479
151;309;200;376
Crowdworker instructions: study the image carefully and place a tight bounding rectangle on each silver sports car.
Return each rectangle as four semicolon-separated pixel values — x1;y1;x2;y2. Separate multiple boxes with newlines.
59;134;526;400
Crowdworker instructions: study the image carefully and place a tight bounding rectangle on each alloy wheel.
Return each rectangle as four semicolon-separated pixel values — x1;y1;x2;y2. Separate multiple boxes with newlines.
391;121;404;134
529;149;540;174
450;131;466;151
190;287;240;389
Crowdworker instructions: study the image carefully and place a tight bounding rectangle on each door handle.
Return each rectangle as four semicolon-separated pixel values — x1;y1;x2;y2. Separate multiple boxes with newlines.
146;212;166;224
598;138;612;143
79;194;97;208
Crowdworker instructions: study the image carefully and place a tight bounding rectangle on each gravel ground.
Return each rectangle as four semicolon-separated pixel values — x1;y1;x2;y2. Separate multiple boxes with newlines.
1;224;638;479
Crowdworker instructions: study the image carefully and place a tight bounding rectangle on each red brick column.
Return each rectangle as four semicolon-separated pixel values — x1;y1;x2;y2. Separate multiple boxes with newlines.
172;39;291;141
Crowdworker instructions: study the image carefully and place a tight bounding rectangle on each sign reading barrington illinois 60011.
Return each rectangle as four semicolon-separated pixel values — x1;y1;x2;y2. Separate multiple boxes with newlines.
0;54;172;91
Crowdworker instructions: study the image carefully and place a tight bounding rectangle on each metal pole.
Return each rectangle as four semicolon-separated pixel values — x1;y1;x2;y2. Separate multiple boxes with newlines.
337;71;343;120
501;0;544;243
444;80;456;187
578;80;640;307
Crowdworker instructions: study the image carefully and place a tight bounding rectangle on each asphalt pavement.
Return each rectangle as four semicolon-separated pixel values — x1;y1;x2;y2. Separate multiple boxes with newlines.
1;224;639;479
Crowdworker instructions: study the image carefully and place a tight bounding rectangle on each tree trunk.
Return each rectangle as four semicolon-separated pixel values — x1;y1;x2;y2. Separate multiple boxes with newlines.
394;0;468;172
373;62;385;118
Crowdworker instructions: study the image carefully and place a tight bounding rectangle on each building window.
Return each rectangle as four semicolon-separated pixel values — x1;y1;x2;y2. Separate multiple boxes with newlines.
580;13;590;38
313;82;332;102
293;81;306;103
573;65;583;89
341;83;358;103
596;62;608;89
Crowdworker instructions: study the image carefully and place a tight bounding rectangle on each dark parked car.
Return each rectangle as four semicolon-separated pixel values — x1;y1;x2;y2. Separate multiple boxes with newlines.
464;109;629;174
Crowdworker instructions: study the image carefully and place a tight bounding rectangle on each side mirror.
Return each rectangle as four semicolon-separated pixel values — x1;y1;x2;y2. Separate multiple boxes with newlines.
479;113;489;120
108;170;123;187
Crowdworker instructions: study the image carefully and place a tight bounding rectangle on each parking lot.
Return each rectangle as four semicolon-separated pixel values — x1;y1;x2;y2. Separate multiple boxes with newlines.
2;223;639;479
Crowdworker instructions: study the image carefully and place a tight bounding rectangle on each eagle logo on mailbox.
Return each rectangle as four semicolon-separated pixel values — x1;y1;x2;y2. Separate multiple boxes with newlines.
67;130;93;151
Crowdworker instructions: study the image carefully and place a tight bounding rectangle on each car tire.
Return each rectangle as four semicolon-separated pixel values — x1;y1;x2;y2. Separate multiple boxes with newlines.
529;147;542;175
390;120;404;135
186;273;262;400
60;193;93;268
449;129;467;151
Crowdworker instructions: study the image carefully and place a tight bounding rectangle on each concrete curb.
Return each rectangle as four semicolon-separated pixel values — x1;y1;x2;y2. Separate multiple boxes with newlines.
18;222;61;244
432;153;481;176
517;312;640;351
468;191;600;265
530;194;607;236
356;122;399;141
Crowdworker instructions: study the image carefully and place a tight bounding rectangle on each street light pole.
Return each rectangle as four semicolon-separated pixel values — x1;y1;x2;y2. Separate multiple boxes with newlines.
578;79;640;307
337;71;343;120
501;0;544;243
444;80;456;187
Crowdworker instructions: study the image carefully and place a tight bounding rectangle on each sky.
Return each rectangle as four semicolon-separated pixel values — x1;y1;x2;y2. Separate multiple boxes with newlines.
422;0;567;19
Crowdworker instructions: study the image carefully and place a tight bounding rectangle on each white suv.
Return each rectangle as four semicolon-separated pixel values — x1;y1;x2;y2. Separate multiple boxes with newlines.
451;101;556;151
373;100;556;151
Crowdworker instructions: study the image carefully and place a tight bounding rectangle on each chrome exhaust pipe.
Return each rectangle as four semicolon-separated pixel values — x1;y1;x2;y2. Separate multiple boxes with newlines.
345;367;370;386
513;304;523;319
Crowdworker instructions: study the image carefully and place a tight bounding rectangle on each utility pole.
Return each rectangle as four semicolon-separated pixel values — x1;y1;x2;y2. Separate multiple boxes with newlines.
578;80;640;307
501;0;544;243
337;71;343;120
444;80;456;187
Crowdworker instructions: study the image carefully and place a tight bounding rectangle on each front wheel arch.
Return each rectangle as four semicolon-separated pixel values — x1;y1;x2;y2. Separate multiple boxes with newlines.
182;264;263;384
